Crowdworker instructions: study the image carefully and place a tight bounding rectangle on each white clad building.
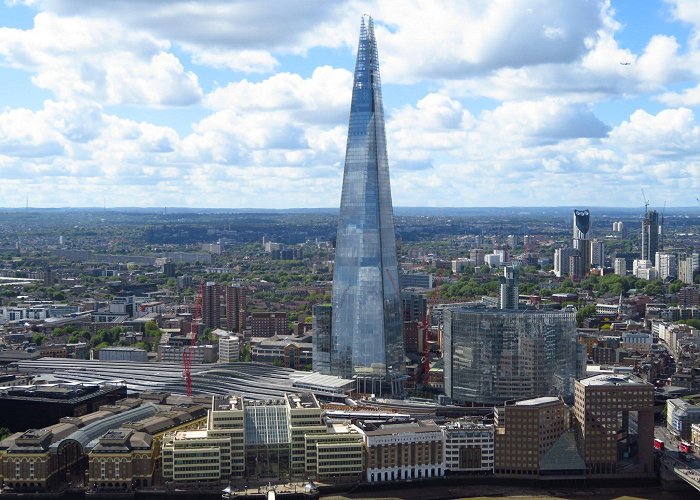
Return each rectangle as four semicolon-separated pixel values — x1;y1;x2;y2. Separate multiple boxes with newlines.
655;252;678;280
633;259;656;280
218;335;240;363
614;258;627;276
442;420;494;472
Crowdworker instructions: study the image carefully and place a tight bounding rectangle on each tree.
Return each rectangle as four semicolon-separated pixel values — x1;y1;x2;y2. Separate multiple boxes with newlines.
644;279;664;296
669;280;684;294
32;333;46;346
678;319;700;330
576;304;597;327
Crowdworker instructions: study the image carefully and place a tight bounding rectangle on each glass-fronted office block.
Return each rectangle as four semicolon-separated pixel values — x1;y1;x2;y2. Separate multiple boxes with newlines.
444;305;577;404
312;304;332;374
331;16;404;393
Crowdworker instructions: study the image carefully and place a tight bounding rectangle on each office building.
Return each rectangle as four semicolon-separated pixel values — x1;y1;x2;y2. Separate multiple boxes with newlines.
303;421;364;483
499;266;518;310
218;335;239;363
641;209;659;262
443;306;577;405
442;420;494;472
574;374;654;476
399;273;433;290
224;285;246;333
494;397;579;477
97;346;148;362
162;393;323;484
312;304;332;374
0;384;127;432
331;16;404;394
666;398;700;441
202;282;221;330
357;419;445;482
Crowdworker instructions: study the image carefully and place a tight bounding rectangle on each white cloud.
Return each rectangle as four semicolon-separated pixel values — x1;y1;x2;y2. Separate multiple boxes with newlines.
0;12;202;106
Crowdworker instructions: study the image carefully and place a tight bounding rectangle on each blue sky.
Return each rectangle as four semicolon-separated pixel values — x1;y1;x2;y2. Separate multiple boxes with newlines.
1;0;700;209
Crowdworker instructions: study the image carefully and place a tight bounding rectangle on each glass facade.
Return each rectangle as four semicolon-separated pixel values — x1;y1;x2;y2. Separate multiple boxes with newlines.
312;304;332;374
443;306;577;404
331;16;405;392
244;402;290;480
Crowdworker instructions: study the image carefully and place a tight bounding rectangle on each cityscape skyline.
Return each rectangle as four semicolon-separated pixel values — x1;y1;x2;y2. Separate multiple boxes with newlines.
1;1;700;209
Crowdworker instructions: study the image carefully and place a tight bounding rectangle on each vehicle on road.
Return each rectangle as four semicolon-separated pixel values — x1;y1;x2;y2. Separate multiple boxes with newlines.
654;438;665;450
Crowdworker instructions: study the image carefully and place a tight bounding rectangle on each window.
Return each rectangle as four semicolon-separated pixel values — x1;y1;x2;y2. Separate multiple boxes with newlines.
115;461;120;479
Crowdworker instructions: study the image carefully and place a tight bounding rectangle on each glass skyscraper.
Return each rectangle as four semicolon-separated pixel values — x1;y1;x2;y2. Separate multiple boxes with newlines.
330;16;405;395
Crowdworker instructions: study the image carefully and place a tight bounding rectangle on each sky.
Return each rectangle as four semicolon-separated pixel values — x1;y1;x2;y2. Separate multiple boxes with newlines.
1;0;700;209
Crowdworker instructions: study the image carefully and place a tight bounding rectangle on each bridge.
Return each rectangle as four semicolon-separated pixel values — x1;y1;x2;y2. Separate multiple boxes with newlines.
658;451;700;492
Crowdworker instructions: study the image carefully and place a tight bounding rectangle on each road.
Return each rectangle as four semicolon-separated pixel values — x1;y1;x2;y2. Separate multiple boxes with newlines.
655;425;700;491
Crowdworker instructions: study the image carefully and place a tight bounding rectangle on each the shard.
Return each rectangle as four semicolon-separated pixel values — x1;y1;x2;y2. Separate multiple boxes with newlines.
330;15;405;395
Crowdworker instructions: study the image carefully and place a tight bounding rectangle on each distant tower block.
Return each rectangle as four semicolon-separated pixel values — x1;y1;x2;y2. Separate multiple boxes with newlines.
573;209;590;240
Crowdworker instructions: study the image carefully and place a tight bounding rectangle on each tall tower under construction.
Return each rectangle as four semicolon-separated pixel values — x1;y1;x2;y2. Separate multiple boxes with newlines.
641;209;660;263
330;16;404;395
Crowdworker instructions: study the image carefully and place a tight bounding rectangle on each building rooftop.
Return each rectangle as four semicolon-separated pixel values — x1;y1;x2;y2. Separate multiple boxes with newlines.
579;373;650;387
212;394;244;411
514;396;561;406
286;392;319;410
360;420;442;436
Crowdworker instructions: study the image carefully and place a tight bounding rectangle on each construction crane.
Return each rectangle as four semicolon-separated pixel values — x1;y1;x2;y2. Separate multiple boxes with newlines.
183;282;204;397
641;188;649;214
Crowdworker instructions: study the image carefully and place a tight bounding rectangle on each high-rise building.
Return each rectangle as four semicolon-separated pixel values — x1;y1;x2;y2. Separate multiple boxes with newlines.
655;252;677;280
614;257;627;276
443;305;578;404
553;247;577;277
633;259;656;280
641;209;659;262
572;209;591;278
678;253;694;285
573;209;590;240
499;266;518;310
225;285;246;333
202;282;221;329
311;304;332;374
590;240;605;267
331;16;404;395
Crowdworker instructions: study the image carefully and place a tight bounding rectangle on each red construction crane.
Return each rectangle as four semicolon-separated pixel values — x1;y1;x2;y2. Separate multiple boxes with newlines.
423;271;441;382
183;282;204;397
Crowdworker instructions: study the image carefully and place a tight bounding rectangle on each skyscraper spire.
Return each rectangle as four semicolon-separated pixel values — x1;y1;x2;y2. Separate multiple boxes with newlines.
329;15;404;395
